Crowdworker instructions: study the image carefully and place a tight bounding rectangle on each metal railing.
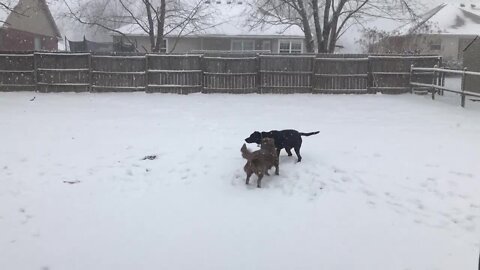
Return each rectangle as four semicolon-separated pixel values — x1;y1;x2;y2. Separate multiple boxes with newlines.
410;65;480;107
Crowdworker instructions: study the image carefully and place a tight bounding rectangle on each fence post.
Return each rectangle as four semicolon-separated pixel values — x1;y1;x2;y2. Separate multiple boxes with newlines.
431;65;437;100
256;54;261;94
409;64;414;93
200;54;205;93
441;70;446;96
310;56;315;93
145;54;149;93
367;56;373;93
436;57;442;95
88;53;92;92
461;67;467;107
33;52;38;92
310;56;316;93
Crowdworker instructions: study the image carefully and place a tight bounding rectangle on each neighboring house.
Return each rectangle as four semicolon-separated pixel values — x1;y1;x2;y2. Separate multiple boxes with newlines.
0;0;61;51
113;0;306;54
373;2;480;63
463;37;480;93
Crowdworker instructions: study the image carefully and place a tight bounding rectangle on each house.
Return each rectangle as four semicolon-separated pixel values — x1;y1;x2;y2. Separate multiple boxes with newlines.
463;37;480;93
372;2;480;64
0;0;61;51
113;0;306;54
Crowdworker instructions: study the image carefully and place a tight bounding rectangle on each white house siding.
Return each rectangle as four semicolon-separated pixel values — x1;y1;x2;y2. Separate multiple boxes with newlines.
167;37;306;53
200;37;231;51
167;37;202;53
115;35;306;54
441;36;460;61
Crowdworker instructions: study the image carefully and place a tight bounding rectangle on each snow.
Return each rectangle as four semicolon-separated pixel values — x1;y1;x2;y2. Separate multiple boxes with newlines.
429;0;480;16
398;3;480;35
0;91;479;269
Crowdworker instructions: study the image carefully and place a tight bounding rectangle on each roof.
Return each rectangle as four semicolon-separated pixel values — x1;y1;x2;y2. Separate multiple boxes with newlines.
115;0;304;38
398;3;480;36
1;0;61;38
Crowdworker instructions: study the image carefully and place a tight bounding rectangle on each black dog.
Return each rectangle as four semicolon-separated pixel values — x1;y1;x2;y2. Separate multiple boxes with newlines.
245;130;319;162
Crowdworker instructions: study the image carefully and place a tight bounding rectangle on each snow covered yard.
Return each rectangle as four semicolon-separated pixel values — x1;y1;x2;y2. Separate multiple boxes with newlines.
0;92;479;270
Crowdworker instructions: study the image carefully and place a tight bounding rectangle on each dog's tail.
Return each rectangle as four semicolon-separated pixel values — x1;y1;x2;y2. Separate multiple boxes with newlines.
241;144;253;160
300;131;320;136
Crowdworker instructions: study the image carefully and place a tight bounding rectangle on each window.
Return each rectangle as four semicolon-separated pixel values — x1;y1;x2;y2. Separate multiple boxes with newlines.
262;40;271;52
160;39;167;53
279;40;302;54
34;37;42;50
231;40;254;51
430;44;441;51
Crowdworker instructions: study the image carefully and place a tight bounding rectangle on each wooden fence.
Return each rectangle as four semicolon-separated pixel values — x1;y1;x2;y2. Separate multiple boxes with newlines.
313;55;369;94
370;55;441;94
0;52;441;94
260;55;313;94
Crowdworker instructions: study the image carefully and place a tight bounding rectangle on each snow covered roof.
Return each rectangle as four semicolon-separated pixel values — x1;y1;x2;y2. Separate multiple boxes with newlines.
457;0;480;15
398;3;480;36
1;0;61;38
116;0;304;38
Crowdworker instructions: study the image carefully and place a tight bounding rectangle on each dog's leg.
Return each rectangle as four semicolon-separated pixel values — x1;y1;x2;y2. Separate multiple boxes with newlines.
294;146;302;162
245;170;252;185
274;159;279;175
257;173;264;188
285;147;293;156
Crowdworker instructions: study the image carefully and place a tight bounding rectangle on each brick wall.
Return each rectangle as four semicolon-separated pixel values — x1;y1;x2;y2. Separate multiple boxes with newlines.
0;28;58;51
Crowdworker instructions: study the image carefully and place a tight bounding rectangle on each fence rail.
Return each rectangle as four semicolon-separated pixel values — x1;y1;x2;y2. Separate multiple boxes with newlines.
0;52;440;94
410;65;480;107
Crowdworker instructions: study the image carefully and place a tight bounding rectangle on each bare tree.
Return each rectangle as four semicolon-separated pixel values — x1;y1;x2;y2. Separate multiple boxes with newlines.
0;0;23;25
250;0;422;53
358;19;439;55
62;0;211;53
249;0;315;52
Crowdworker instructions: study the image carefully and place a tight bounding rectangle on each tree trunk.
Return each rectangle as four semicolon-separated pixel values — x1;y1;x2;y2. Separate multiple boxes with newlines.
154;0;166;53
144;0;156;52
327;19;338;53
296;0;314;53
311;0;322;53
327;0;347;53
319;0;332;53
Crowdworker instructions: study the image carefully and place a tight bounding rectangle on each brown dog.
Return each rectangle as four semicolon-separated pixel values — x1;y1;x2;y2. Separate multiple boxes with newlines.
240;137;279;188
